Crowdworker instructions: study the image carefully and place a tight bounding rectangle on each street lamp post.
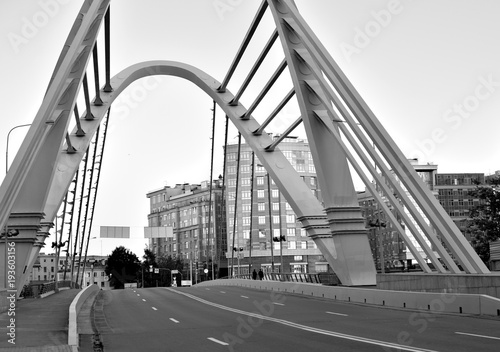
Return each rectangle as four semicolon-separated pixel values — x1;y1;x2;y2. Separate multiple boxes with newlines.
4;123;31;290
6;123;31;174
368;204;386;274
266;172;275;273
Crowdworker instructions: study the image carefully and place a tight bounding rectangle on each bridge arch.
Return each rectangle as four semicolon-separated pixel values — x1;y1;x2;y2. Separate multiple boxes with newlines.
0;0;489;298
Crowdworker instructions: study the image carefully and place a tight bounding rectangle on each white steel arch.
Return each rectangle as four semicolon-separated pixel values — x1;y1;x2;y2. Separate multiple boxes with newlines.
0;0;489;297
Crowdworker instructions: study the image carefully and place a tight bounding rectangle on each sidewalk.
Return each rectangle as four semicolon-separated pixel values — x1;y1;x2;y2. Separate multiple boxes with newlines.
0;289;79;351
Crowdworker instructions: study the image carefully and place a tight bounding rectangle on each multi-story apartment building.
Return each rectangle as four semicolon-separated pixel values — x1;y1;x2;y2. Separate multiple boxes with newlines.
435;173;485;238
29;252;58;282
224;135;329;275
357;159;440;271
146;180;227;279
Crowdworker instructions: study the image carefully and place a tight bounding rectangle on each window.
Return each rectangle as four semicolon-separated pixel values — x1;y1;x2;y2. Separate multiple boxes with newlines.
272;202;279;211
258;216;266;225
286;214;296;223
273;215;280;224
257;176;264;185
288;241;296;249
301;241;307;249
310;177;317;186
272;189;279;198
242;216;251;225
258;202;266;211
287;228;296;236
315;263;328;272
257;190;265;198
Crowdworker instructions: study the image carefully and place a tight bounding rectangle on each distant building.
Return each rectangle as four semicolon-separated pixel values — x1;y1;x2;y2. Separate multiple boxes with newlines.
146;180;227;280
28;253;110;289
224;135;329;275
435;172;485;238
357;159;440;271
29;253;57;282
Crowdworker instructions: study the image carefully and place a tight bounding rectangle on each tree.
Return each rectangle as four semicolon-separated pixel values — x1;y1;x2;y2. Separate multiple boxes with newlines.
140;248;157;288
143;248;157;268
105;246;140;289
157;254;185;287
465;177;500;265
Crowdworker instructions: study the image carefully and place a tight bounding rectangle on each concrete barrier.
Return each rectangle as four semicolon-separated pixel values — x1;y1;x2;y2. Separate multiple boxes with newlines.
377;272;500;299
196;279;500;317
68;284;99;350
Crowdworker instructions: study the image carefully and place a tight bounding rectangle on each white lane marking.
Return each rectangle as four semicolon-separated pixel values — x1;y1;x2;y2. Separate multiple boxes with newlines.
137;294;140;296
152;307;157;311
241;295;249;299
142;299;146;302
273;302;284;306
167;289;439;352
326;311;348;317
455;332;500;340
170;318;179;323
205;288;210;290
220;291;226;293
208;337;229;346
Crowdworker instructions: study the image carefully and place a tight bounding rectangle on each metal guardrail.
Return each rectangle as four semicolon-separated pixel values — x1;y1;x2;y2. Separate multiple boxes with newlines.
20;280;79;298
223;272;341;286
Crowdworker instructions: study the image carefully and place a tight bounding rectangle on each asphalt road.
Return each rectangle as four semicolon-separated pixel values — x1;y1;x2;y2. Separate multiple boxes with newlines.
95;286;500;352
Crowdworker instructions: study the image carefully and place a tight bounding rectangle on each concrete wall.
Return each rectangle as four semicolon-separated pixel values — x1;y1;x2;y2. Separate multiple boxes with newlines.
68;284;99;348
196;279;500;317
377;273;500;299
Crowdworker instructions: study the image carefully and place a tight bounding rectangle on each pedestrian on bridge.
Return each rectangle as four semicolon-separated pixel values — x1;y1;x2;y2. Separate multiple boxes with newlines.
252;269;257;280
258;269;264;280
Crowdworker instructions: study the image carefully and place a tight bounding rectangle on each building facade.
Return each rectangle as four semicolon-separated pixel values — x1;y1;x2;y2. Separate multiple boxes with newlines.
224;136;329;275
435;173;485;238
146;180;227;279
357;159;440;272
28;253;110;289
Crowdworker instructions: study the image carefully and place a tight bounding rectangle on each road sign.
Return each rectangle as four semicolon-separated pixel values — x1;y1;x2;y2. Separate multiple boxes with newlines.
171;269;179;274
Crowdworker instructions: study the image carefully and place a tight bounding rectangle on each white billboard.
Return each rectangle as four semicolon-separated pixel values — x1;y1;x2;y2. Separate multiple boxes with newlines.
100;226;130;238
144;226;174;238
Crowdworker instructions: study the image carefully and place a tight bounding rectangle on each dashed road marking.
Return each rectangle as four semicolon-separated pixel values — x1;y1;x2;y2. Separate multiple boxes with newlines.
152;307;157;311
326;311;348;317
241;295;249;299
170;318;179;323
455;332;500;340
142;299;146;302
208;337;229;346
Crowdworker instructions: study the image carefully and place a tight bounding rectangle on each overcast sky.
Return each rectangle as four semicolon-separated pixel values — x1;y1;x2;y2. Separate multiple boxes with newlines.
1;0;499;258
